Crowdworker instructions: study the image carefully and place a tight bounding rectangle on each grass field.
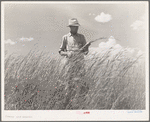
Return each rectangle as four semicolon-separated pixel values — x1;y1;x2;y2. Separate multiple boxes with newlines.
4;47;145;110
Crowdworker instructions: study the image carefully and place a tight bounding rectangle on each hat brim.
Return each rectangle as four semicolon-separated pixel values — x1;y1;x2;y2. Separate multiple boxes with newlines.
67;24;80;27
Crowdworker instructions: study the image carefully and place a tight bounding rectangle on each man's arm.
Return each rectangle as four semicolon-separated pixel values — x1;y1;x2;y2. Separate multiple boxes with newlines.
59;36;67;56
59;36;73;58
81;35;90;55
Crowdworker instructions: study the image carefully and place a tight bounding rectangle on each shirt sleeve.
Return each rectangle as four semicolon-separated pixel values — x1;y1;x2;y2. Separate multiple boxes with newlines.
82;35;88;52
82;35;86;46
59;36;67;54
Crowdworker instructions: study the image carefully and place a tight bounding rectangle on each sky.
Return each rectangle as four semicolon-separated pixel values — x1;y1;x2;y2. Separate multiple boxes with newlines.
3;1;148;56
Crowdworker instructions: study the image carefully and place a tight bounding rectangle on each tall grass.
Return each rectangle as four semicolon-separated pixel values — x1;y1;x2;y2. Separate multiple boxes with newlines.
4;47;145;110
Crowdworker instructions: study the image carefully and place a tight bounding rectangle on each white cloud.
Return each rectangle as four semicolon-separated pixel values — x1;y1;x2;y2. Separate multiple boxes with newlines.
131;13;148;31
136;50;143;57
20;37;34;41
90;36;122;56
131;20;144;30
95;12;112;23
124;48;135;57
5;39;15;45
124;48;144;58
106;36;116;47
114;44;122;49
126;48;135;54
5;37;34;45
99;42;107;48
113;44;123;54
99;36;116;49
89;36;144;60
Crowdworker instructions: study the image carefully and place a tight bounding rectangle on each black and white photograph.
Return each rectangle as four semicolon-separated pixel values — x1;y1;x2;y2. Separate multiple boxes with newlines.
1;1;149;121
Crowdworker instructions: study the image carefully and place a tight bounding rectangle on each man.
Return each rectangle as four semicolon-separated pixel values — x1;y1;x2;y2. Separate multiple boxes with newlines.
58;18;90;109
59;18;89;58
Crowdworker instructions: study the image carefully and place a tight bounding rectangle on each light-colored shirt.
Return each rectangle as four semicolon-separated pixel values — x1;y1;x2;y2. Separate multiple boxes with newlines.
59;32;87;52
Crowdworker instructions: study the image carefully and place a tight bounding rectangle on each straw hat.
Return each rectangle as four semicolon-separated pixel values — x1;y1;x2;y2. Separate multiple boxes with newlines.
67;18;80;27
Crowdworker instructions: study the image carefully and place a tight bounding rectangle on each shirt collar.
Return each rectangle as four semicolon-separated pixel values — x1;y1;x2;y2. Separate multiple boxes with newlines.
68;32;79;37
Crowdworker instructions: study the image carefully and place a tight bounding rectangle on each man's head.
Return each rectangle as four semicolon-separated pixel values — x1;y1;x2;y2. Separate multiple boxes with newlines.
67;18;80;34
69;26;79;35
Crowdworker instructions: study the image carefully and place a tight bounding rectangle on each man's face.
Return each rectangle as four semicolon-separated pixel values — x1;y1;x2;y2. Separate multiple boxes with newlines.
69;26;79;34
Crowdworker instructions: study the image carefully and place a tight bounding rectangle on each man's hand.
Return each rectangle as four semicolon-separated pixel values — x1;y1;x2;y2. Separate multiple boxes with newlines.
80;42;91;52
66;51;73;58
59;51;73;58
84;51;89;55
